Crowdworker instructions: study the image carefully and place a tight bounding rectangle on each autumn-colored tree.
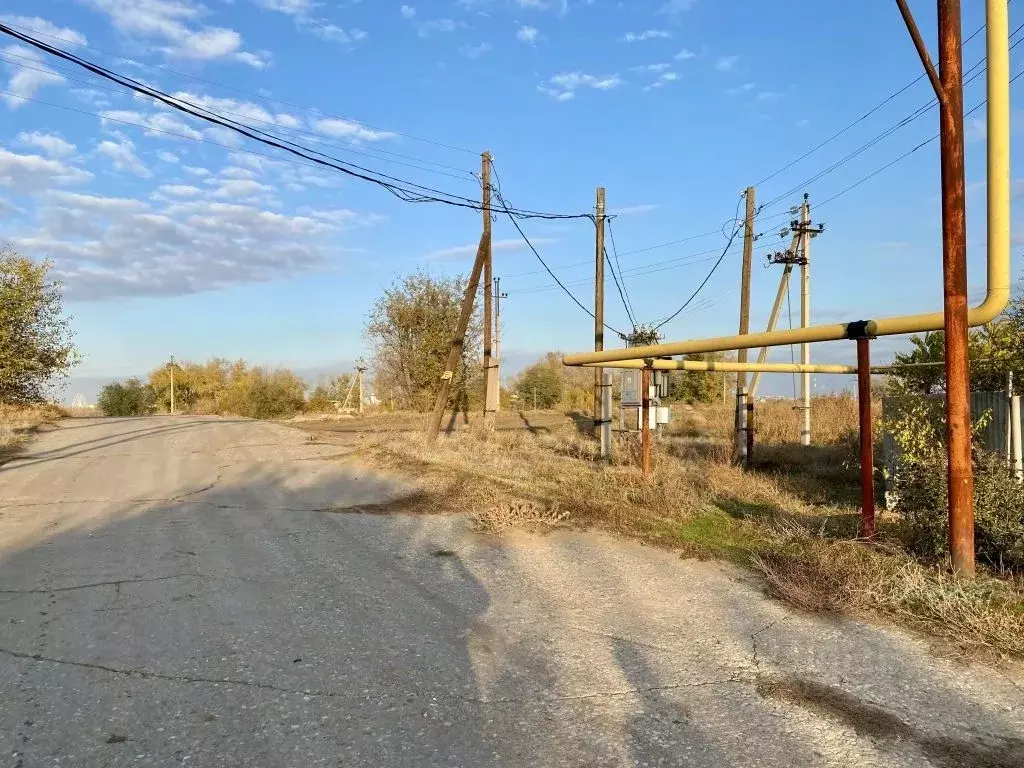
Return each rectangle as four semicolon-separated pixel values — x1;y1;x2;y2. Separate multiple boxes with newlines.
0;249;79;403
365;271;482;411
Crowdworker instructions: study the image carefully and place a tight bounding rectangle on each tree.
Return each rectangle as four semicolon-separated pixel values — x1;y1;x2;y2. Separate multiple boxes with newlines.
667;353;728;404
217;364;307;419
97;378;156;416
515;361;564;409
307;374;356;412
887;331;947;395
365;271;481;411
0;249;79;403
149;358;229;413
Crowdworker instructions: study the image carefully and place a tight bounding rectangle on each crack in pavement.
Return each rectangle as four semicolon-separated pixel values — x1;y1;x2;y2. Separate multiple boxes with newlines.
0;573;201;595
751;619;784;669
0;646;751;707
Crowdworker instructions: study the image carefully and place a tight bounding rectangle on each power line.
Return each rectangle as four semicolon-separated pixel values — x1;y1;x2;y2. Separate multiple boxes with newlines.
653;195;746;331
816;65;1024;210
510;238;782;293
761;21;1024;210
0;17;477;155
752;13;994;189
605;246;638;330
489;163;626;337
606;217;638;327
0;49;478;180
0;23;591;220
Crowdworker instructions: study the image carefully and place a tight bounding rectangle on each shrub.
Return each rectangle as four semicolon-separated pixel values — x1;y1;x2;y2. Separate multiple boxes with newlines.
217;366;306;419
97;378;156;416
885;398;1024;571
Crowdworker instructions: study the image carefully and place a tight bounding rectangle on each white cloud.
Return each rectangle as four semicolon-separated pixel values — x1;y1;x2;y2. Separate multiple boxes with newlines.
400;5;416;19
99;108;212;142
461;42;492;58
169;90;299;130
156;184;203;197
312;25;368;44
314;117;396;142
2;45;65;108
81;0;263;67
11;190;380;300
417;19;463;36
0;149;92;191
157;150;180;163
542;70;623;100
253;0;313;15
183;165;211;177
219;165;260;180
675;48;696;60
621;30;671;43
96;137;151;177
515;0;569;13
16;131;76;157
716;55;739;72
634;63;671;73
427;237;557;261
210;178;272;200
517;25;539;43
0;15;88;46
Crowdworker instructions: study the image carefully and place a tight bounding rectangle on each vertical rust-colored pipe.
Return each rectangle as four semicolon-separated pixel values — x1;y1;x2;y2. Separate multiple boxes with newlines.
641;366;652;476
856;337;877;539
938;0;975;576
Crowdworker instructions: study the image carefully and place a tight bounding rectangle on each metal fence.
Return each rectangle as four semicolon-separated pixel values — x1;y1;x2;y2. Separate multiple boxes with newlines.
882;391;1022;506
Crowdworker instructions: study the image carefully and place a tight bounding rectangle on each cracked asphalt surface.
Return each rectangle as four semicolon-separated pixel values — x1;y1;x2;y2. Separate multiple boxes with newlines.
0;415;1022;767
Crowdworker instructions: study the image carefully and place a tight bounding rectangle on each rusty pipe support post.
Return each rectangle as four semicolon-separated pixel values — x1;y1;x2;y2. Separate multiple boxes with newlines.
938;0;975;577
855;336;877;539
641;366;652;476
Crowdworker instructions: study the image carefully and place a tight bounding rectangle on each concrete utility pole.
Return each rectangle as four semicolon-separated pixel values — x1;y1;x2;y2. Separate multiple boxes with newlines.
593;187;606;437
493;277;507;413
937;0;975;576
733;187;756;465
799;194;812;446
425;232;490;442
357;363;366;416
169;355;176;415
482;151;497;429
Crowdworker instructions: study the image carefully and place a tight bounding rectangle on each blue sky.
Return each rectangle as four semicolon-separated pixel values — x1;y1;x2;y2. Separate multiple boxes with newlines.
0;0;1017;400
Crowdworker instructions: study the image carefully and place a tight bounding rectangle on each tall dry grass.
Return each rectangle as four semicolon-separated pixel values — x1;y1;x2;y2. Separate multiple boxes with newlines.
0;403;64;462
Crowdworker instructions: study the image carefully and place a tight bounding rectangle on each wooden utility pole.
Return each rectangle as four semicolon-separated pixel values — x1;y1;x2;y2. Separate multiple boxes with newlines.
482;151;497;429
593;187;606;437
733;187;756;464
938;0;975;576
425;233;489;442
169;355;176;415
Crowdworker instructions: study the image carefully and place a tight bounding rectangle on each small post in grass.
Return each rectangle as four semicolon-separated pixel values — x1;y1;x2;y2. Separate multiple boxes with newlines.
745;400;755;467
641;364;652;476
853;324;877;539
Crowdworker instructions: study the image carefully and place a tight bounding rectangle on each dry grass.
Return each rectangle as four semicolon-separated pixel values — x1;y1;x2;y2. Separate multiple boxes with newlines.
354;401;1024;659
0;402;64;462
753;526;1024;657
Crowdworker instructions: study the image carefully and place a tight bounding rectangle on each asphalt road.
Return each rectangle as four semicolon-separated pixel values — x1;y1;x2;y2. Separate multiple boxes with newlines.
0;416;1021;767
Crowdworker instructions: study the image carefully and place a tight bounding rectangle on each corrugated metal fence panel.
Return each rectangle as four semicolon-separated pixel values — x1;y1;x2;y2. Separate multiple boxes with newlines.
971;390;1009;455
881;391;1021;508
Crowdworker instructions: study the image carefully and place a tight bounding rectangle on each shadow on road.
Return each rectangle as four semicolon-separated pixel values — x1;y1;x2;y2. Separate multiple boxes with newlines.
0;417;1021;766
